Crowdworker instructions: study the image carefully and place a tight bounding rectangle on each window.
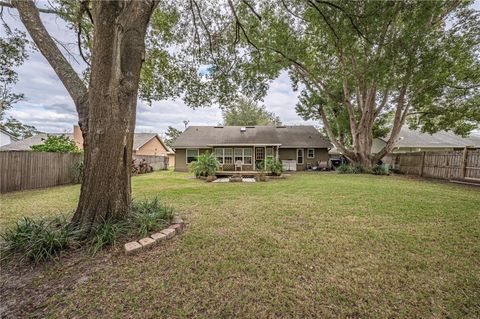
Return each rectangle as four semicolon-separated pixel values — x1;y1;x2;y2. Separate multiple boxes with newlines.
244;148;252;164
255;147;265;160
186;149;199;164
234;148;243;163
216;148;253;165
307;148;315;159
266;147;274;160
297;149;304;164
224;148;233;164
215;148;224;164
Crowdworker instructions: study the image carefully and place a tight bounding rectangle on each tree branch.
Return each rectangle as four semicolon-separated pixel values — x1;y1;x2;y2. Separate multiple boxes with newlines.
228;0;260;52
0;0;58;14
241;0;261;21
11;0;88;126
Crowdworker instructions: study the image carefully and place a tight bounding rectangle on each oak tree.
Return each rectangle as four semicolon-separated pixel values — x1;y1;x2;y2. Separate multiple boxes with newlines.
203;0;480;166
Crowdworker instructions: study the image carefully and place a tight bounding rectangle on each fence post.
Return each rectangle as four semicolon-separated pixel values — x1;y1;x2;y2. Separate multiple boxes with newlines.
461;147;468;179
420;152;426;177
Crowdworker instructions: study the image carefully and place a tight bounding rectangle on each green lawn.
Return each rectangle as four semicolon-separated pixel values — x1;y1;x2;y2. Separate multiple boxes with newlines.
1;171;479;318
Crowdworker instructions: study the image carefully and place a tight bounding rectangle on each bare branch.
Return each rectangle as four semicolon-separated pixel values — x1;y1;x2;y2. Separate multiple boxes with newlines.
281;0;308;22
241;0;261;21
227;0;260;52
76;0;91;66
315;0;372;44
188;0;202;57
0;0;58;14
308;0;339;41
191;0;215;60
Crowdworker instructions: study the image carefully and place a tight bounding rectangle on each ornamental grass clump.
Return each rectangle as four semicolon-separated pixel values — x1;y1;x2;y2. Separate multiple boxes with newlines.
1;216;71;263
131;197;174;237
87;219;128;256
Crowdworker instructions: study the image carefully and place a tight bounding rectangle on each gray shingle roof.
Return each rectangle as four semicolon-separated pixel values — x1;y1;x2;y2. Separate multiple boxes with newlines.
382;127;480;148
0;132;174;153
0;133;65;151
172;126;332;148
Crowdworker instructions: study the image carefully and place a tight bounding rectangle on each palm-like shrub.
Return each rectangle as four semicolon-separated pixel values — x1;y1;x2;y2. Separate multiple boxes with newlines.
189;151;219;177
265;158;283;176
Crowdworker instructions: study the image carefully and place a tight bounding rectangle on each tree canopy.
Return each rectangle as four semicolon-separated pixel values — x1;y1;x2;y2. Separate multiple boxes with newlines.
222;97;281;126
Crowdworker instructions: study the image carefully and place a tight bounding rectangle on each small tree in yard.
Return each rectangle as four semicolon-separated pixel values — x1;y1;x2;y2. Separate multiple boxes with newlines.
31;135;80;153
164;126;182;149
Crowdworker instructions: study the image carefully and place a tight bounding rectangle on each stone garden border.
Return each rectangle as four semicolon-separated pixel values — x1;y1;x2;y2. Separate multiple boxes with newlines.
124;215;185;255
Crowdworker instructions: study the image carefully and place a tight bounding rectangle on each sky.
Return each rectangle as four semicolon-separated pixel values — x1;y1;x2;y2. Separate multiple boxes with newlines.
1;7;316;135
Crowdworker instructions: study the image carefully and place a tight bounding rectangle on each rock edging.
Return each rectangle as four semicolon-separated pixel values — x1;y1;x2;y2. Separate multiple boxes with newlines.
124;215;185;255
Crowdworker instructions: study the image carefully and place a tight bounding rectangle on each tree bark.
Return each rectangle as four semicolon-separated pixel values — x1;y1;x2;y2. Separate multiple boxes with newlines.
71;1;157;229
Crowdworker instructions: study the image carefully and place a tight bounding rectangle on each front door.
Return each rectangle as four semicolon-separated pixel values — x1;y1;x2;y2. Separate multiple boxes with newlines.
255;147;265;170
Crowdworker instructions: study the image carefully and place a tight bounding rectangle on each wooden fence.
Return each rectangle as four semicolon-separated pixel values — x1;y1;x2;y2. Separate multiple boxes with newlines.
132;154;168;171
395;148;480;181
0;151;82;193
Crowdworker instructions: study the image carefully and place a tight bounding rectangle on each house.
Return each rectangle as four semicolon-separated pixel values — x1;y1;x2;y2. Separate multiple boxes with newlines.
0;125;175;165
172;125;332;172
329;127;480;164
0;128;18;147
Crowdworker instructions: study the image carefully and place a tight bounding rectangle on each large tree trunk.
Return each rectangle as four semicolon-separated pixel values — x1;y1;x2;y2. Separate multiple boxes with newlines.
71;1;157;229
14;0;157;230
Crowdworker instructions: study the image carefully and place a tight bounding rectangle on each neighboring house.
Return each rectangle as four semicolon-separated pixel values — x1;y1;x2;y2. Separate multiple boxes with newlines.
329;127;480;164
0;125;174;163
0;129;18;147
172;125;332;172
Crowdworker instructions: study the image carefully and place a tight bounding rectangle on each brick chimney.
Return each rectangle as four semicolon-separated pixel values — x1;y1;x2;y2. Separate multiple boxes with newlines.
73;125;84;150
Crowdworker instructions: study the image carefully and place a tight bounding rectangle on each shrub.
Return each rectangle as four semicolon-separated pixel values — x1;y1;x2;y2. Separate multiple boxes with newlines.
1;217;70;263
351;164;370;174
131;197;174;237
88;219;128;256
72;159;84;183
372;164;389;175
30;135;80;153
189;151;219;177
336;163;352;174
265;158;283;176
337;163;387;175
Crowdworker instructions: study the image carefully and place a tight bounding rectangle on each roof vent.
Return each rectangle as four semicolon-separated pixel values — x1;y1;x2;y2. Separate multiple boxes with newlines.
214;126;223;128
276;126;286;128
240;127;246;132
246;126;255;128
